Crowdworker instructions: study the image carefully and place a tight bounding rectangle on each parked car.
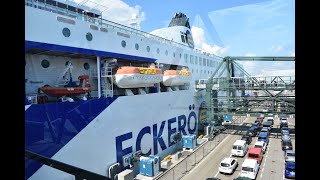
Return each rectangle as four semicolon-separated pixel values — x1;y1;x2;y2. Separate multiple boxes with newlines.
262;121;272;130
260;127;270;135
281;139;293;151
280;121;288;129
254;141;267;153
284;150;295;162
206;178;221;180
241;135;253;145
240;159;260;179
247;148;263;164
284;161;295;179
219;157;238;174
281;134;291;142
267;118;274;125
281;129;290;136
257;132;269;145
254;120;261;126
246;127;258;137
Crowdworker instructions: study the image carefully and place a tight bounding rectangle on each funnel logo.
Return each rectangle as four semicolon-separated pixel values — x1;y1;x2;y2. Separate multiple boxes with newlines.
186;30;194;48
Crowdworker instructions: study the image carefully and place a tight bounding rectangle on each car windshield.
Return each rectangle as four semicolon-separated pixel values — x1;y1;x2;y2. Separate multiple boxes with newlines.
248;153;259;158
221;163;230;167
283;142;292;146
242;167;253;172
287;152;295;156
286;163;295;170
255;145;262;148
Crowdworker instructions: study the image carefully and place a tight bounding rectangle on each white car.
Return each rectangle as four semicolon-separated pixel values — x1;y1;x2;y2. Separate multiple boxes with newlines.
254;141;267;153
219;157;238;174
240;159;260;179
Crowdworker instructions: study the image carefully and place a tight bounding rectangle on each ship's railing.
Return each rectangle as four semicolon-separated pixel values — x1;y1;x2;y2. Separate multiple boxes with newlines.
25;0;222;60
25;150;112;180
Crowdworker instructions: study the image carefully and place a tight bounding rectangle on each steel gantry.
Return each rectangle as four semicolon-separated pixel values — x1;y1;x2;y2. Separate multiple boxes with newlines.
198;56;295;131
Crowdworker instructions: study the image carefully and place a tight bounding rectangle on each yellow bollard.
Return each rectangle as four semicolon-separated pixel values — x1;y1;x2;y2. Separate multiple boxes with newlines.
164;155;171;161
198;135;203;139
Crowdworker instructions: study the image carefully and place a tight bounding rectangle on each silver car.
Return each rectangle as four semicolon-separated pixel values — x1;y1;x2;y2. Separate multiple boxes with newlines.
284;150;295;162
281;134;291;142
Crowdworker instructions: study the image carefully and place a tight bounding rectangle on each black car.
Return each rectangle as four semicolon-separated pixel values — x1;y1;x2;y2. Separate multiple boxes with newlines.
280;122;288;129
246;127;258;137
241;135;252;145
267;118;274;125
254;120;261;126
282;139;293;151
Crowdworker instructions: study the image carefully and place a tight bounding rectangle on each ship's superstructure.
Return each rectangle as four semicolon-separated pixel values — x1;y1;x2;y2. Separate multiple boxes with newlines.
25;0;227;179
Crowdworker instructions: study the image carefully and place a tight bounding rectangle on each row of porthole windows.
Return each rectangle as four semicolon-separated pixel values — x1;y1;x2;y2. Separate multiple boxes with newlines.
120;40;216;67
63;27;93;41
121;40;180;57
41;59;90;70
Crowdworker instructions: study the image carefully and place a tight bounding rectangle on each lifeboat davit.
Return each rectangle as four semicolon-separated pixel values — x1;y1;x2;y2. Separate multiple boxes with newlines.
162;69;192;86
40;75;91;97
114;66;163;88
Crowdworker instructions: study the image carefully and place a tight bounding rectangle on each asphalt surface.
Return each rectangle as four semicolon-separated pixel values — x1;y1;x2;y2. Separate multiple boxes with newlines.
181;116;295;180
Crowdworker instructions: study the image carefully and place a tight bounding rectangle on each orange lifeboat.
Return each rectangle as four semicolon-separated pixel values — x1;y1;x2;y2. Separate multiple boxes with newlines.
162;68;192;86
114;65;163;88
40;75;91;97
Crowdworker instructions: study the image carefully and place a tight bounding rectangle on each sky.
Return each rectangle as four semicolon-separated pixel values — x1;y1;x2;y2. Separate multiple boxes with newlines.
73;0;295;77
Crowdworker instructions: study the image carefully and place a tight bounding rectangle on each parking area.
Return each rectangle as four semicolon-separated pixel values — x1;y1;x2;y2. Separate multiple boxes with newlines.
181;116;295;180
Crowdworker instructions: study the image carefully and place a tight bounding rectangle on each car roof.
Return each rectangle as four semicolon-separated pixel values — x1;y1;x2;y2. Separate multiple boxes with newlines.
263;121;272;125
282;139;292;143
255;141;264;145
234;140;247;145
248;147;262;153
242;159;258;167
259;132;268;136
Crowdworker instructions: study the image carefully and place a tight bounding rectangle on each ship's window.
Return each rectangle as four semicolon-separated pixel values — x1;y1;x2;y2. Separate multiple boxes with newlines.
46;0;56;6
86;32;93;41
173;52;175;57
192;69;194;73
135;43;139;50
157;48;160;54
210;60;213;67
180;53;182;58
41;59;50;68
195;56;198;64
203;58;206;66
165;50;168;56
207;59;210;66
208;71;210;74
121;40;126;48
184;54;188;63
190;55;194;64
84;63;90;70
62;27;71;37
204;70;206;73
57;2;67;9
147;46;150;52
181;35;185;43
199;57;202;65
67;5;76;12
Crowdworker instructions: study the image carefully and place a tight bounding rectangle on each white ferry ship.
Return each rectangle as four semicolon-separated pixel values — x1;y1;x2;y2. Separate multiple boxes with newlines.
25;0;237;179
